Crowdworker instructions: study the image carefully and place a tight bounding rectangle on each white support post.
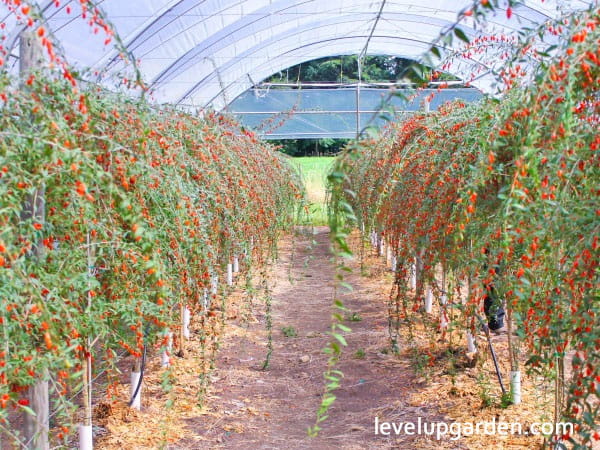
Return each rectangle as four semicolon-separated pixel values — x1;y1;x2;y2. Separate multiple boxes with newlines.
467;331;477;353
386;243;392;264
440;269;448;330
410;259;417;290
161;348;169;368
227;263;233;286
80;234;94;450
182;306;191;339
416;248;424;289
391;255;397;272
130;366;142;411
510;371;522;404
78;424;93;450
425;285;433;313
211;275;218;295
233;256;239;273
202;289;209;310
161;331;173;368
440;311;449;331
466;275;477;355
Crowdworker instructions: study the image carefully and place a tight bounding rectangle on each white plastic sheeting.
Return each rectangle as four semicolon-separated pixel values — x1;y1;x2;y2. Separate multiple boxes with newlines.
0;0;594;109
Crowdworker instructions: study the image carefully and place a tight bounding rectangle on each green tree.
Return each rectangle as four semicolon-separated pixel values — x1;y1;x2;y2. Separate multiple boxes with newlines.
266;55;456;84
272;139;349;157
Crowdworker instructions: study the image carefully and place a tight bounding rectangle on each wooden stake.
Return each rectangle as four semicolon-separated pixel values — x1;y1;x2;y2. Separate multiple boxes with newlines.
25;379;48;450
20;29;49;450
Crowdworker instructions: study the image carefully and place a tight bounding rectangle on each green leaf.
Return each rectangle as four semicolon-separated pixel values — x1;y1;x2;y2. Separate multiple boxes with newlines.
454;27;470;43
339;281;353;291
332;333;347;346
316;414;329;423
321;395;336;407
19;405;37;417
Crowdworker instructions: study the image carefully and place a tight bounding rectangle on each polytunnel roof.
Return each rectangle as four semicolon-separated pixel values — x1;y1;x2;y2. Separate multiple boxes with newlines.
0;0;595;110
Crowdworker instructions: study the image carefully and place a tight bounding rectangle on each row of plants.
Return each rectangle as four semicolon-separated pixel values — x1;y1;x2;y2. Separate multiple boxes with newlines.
0;34;301;450
330;6;598;448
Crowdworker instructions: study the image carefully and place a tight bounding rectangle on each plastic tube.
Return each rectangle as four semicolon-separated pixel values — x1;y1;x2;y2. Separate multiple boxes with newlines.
440;294;448;329
227;263;233;286
233;256;239;273
467;331;477;353
202;289;209;310
510;371;522;404
183;306;191;339
440;312;449;330
425;286;433;313
130;371;141;410
78;424;93;450
211;275;218;295
161;331;172;367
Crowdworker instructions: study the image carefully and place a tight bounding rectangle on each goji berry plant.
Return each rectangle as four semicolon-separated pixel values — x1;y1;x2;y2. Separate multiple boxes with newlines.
0;3;302;446
331;6;599;448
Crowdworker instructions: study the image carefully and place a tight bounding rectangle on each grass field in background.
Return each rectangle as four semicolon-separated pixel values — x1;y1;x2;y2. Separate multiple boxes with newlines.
290;156;335;225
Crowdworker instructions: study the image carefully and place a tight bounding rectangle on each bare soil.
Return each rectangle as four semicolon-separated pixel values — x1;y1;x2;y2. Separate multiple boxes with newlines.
94;226;558;450
174;227;449;449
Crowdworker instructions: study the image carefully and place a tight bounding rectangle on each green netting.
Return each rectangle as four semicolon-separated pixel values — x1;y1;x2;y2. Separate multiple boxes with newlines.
229;87;482;138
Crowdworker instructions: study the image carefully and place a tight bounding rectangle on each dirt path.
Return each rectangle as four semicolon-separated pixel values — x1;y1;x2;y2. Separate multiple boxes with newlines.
176;227;448;449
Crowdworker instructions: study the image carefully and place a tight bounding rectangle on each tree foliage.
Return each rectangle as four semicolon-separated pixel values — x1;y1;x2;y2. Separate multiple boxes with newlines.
266;55;457;84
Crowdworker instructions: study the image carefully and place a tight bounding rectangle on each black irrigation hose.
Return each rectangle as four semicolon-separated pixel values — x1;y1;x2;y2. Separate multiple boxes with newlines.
475;313;507;395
